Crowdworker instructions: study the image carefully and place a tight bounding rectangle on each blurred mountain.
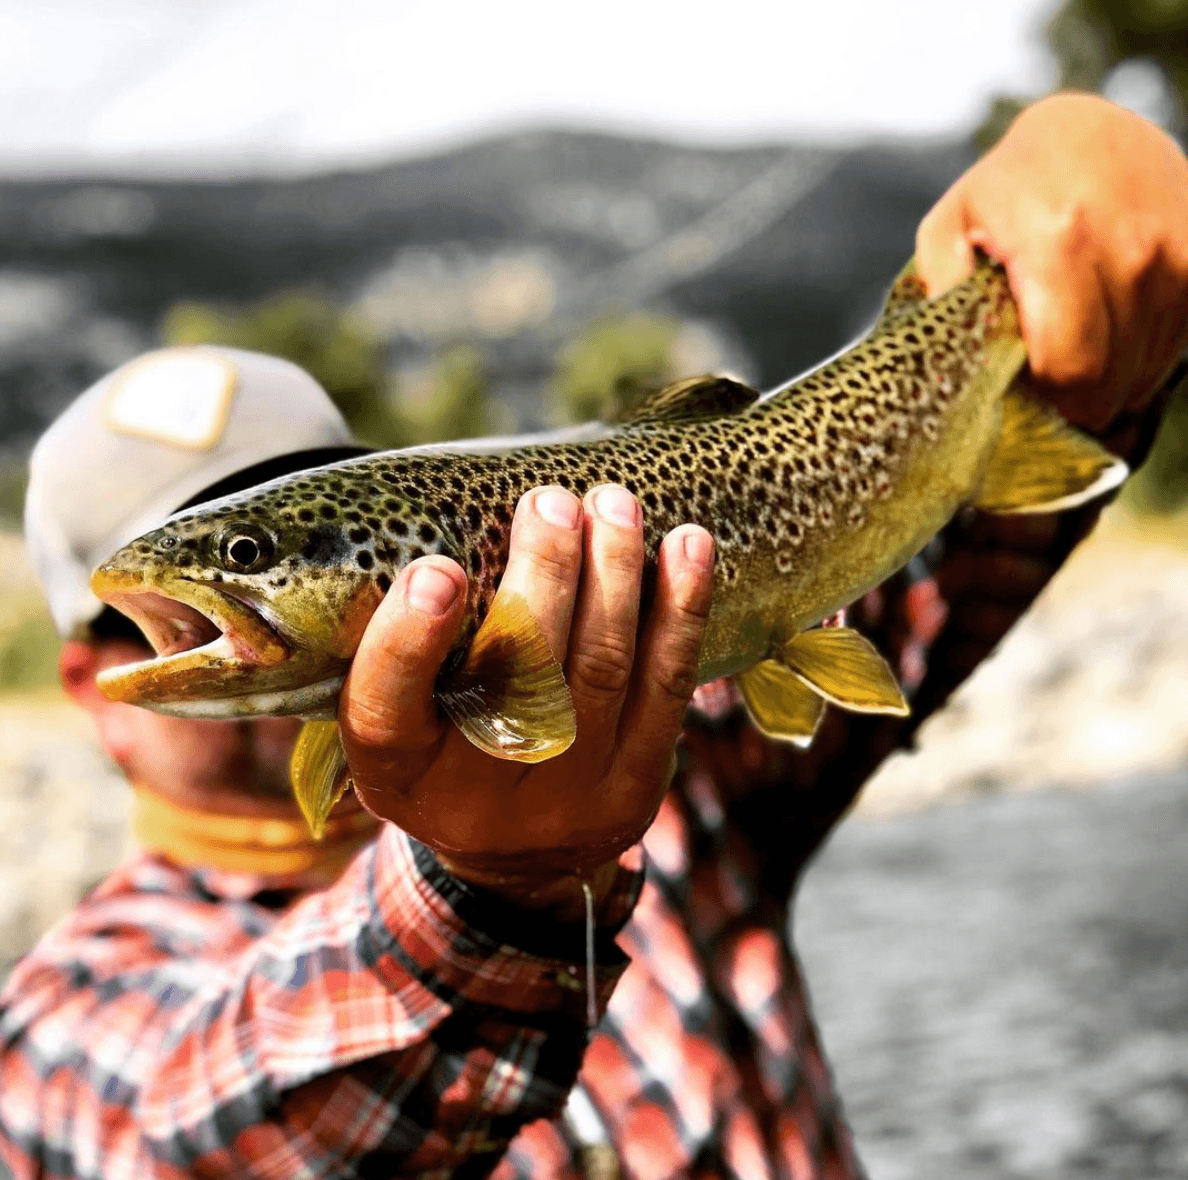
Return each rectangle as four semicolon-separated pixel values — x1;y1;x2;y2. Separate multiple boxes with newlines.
0;130;974;458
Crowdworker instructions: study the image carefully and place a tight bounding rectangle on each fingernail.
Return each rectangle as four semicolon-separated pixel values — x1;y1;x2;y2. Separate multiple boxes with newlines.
593;485;639;527
534;487;581;529
407;563;459;616
681;528;714;570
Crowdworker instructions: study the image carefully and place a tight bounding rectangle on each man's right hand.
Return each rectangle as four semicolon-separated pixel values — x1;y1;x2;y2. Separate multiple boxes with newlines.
338;484;715;920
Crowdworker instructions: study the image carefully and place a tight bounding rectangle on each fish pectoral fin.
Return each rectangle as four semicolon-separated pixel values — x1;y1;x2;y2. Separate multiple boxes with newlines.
291;719;351;839
975;386;1128;514
737;660;826;747
436;590;576;763
614;374;759;425
780;627;910;716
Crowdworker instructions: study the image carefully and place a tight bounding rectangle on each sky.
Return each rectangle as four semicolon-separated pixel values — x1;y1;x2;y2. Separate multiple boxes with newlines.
0;0;1059;178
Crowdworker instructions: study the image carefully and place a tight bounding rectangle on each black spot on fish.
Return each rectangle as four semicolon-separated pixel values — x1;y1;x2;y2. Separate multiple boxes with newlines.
466;505;482;530
319;504;336;520
301;526;347;562
348;527;369;544
356;550;374;571
377;572;392;593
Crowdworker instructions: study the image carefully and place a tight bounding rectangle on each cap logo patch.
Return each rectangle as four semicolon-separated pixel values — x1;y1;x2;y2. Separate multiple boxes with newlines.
104;350;237;450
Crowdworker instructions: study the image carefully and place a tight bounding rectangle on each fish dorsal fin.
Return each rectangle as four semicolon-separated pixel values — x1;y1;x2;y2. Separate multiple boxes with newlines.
291;719;351;839
780;627;909;715
615;374;759;425
974;385;1129;514
436;591;576;763
874;257;930;331
737;660;826;747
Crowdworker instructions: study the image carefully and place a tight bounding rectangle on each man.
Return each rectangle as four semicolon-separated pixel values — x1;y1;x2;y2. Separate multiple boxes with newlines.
2;93;1188;1178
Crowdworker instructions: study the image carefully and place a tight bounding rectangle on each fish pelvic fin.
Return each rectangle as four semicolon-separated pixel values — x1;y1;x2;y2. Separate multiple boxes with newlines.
291;719;351;839
974;386;1129;514
737;660;826;746
436;590;576;763
780;627;910;716
614;374;759;426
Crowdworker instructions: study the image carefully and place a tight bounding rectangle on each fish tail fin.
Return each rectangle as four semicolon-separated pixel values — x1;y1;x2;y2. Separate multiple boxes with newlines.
974;386;1128;514
291;719;351;838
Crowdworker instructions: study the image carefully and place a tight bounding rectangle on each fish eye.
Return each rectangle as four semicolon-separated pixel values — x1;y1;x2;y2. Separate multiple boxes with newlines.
215;523;276;574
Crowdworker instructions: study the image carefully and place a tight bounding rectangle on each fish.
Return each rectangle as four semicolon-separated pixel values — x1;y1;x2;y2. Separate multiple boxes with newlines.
91;259;1127;835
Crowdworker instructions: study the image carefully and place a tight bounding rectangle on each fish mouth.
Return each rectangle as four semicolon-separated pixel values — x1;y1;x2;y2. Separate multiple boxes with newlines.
91;567;290;705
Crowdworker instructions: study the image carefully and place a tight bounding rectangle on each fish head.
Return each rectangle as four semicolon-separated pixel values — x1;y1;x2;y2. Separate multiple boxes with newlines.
90;466;449;720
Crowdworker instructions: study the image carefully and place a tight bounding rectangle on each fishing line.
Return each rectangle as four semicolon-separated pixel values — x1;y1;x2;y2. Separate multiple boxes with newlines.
582;880;597;1030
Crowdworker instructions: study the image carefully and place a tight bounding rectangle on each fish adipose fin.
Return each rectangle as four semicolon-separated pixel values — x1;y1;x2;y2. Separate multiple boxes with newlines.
615;374;759;425
975;387;1128;514
291;719;351;839
780;627;910;716
436;591;577;762
737;660;826;746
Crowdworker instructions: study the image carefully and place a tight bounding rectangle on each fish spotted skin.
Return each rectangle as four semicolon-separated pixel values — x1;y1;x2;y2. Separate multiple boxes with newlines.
91;261;1116;733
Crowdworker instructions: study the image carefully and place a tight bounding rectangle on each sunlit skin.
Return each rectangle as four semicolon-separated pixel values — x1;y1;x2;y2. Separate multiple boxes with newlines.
916;93;1188;430
64;94;1188;921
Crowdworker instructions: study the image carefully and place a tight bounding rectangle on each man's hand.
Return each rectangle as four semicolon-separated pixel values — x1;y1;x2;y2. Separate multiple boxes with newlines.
338;484;714;918
917;92;1188;433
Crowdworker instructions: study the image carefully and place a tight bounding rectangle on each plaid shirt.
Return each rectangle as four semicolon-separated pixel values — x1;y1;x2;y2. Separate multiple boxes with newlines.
0;757;860;1180
2;397;1150;1179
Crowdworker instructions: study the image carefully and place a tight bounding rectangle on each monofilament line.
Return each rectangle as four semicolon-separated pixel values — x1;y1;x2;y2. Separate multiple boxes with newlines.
582;880;597;1030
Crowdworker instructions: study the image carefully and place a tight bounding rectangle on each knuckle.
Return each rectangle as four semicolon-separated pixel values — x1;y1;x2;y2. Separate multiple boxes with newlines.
596;533;645;582
1045;201;1090;259
515;530;581;588
648;655;699;709
569;634;635;700
646;616;705;706
1116;224;1160;285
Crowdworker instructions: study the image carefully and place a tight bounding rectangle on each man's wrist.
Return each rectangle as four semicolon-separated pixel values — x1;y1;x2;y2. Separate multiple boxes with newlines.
434;855;627;925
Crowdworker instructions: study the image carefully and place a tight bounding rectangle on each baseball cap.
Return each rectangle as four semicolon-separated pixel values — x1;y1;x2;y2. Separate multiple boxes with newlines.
25;345;364;639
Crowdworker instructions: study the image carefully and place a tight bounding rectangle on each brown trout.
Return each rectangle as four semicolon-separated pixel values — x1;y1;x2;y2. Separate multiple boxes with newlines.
92;260;1125;834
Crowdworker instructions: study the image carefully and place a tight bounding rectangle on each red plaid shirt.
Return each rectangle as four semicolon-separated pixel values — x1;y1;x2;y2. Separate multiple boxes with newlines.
0;745;861;1180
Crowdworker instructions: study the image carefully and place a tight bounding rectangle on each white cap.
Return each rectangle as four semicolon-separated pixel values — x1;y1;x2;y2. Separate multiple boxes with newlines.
25;346;358;638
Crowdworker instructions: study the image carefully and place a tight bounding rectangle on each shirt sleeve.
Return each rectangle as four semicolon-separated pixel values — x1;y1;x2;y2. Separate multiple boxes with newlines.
0;826;643;1179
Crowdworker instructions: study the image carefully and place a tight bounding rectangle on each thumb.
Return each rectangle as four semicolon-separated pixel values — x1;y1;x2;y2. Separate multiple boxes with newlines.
915;184;979;296
340;556;467;759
